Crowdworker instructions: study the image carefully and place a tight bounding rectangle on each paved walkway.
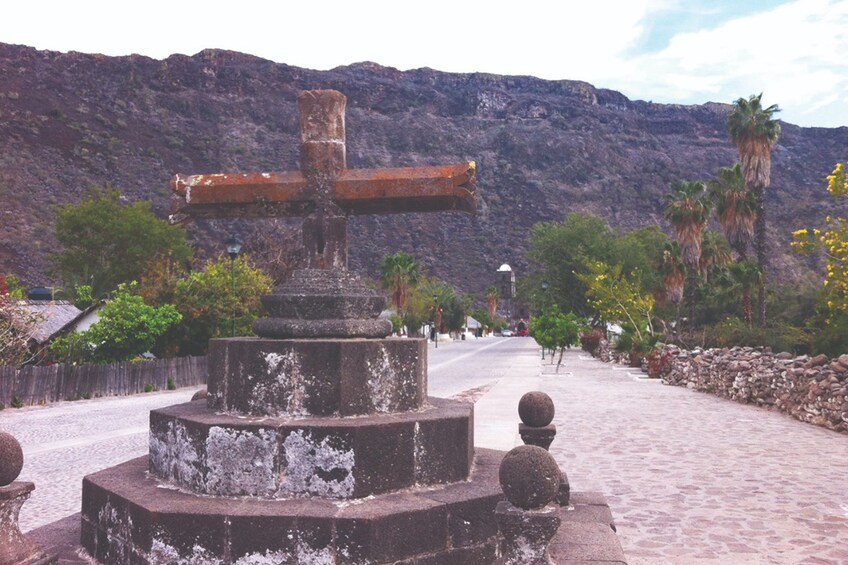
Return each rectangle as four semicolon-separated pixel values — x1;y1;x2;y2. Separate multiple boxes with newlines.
475;346;848;565
0;388;200;530
3;340;848;564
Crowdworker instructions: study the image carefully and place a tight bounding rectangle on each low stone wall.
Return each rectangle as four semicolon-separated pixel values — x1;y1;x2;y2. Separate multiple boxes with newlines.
0;356;207;407
661;346;848;434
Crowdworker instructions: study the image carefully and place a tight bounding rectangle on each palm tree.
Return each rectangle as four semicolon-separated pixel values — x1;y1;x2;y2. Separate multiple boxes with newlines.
484;286;500;323
665;180;712;326
729;259;762;327
708;163;757;259
661;241;685;332
698;230;732;282
727;93;781;326
379;252;421;312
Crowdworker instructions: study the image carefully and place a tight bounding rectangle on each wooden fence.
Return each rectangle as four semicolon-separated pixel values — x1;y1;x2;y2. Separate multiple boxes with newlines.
0;356;207;407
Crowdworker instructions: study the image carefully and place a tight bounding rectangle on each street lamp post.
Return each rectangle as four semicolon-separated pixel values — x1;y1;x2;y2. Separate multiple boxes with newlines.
432;294;439;349
540;280;550;360
225;234;243;337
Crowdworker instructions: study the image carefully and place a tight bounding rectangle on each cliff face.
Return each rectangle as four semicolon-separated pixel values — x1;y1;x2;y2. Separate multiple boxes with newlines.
1;43;845;292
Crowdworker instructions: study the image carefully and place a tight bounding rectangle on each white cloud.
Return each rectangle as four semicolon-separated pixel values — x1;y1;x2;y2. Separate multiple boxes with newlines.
2;0;845;126
598;0;848;126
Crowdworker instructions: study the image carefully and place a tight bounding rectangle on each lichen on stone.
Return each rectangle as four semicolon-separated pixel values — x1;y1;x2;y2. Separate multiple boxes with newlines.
279;430;355;498
205;426;278;496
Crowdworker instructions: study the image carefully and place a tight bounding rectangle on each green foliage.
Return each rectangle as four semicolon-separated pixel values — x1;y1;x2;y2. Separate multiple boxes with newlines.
1;274;25;299
703;317;811;354
400;286;431;337
50;282;181;364
144;383;155;393
73;284;95;310
421;278;467;333
529;306;587;367
379;252;421;311
526;213;667;317
167;377;176;390
388;314;404;335
11;395;23;408
51;186;193;298
1;281;37;367
665;180;711;267
577;261;655;341
167;256;273;356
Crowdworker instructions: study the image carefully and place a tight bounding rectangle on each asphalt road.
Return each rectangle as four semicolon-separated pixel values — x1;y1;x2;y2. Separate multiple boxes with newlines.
0;335;530;532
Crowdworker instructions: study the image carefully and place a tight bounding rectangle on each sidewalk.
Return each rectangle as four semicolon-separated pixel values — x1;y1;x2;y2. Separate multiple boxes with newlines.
473;346;848;565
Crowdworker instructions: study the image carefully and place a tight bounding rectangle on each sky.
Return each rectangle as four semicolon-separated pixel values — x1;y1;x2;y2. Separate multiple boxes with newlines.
3;0;847;128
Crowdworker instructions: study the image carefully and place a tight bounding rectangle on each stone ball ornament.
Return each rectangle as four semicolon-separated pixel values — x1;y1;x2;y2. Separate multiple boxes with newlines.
499;445;561;510
518;391;555;427
0;431;24;486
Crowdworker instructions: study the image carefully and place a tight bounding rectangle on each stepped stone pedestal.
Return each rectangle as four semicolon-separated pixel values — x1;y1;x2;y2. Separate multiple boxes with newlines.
80;269;504;564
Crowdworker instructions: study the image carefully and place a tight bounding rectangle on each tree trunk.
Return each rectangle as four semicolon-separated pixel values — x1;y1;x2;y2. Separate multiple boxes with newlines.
686;269;698;328
742;287;753;327
754;186;767;327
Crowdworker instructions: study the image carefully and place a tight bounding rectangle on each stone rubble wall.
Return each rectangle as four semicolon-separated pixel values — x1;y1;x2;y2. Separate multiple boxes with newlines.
660;346;848;434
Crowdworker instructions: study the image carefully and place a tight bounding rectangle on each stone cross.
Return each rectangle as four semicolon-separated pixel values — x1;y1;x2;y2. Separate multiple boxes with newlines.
170;90;477;269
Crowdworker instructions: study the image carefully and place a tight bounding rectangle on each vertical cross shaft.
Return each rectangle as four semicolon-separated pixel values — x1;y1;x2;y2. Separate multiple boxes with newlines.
298;90;348;269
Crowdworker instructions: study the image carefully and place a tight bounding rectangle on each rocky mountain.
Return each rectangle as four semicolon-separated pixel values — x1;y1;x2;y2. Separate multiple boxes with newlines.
1;43;846;294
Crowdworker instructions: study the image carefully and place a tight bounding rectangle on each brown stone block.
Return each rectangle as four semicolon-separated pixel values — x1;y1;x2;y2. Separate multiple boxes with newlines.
300;142;347;177
148;399;473;498
207;338;426;417
549;521;627;562
414;413;473;484
229;516;296;562
298;90;346;143
415;542;498;564
336;494;448;562
148;512;227;560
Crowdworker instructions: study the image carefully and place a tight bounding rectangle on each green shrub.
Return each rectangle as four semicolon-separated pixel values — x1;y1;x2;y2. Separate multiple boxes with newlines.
167;377;176;391
703;317;812;354
11;395;24;408
144;383;155;393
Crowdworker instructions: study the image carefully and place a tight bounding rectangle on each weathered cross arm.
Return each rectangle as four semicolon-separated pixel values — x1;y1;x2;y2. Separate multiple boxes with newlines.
169;162;477;222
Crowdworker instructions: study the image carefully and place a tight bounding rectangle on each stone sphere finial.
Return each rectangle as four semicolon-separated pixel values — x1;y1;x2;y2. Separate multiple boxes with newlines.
518;391;555;427
499;445;561;510
0;431;24;486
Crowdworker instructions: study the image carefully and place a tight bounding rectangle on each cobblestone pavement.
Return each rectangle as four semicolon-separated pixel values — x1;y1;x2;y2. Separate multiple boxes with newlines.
474;345;848;565
3;339;848;564
0;388;200;531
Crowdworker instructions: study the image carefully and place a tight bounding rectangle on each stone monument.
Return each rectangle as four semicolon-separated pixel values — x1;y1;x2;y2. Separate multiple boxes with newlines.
0;431;57;565
79;90;504;563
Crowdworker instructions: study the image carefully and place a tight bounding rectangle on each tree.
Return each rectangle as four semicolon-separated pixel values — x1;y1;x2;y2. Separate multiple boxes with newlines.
50;282;181;364
728;259;762;327
52;187;193;298
727;94;781;326
665;180;711;325
0;275;37;367
708;163;756;259
577;261;655;344
792;160;848;322
169;256;273;356
661;242;685;331
529;306;586;370
527;212;666;317
698;230;732;281
379;252;421;311
484;286;500;322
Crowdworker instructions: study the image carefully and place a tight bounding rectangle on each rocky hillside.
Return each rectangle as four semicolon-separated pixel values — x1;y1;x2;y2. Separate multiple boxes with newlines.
1;43;846;293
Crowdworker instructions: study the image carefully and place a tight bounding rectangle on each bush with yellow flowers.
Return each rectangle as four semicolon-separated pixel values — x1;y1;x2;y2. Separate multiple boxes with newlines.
792;161;848;319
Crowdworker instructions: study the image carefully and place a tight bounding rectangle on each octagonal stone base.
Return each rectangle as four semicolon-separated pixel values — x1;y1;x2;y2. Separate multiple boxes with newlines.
208;338;426;417
82;450;504;565
149;397;473;499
